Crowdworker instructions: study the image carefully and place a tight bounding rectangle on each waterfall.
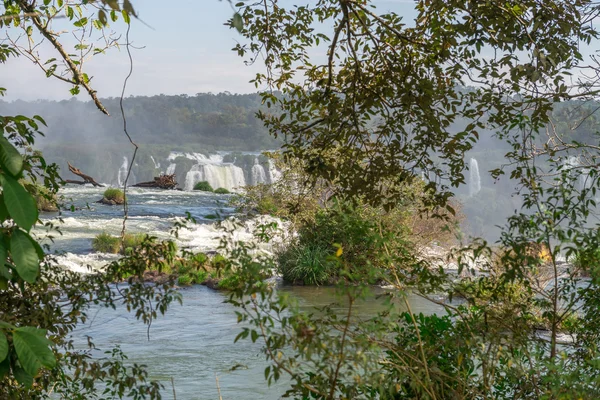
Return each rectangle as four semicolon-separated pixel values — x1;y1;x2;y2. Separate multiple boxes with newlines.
117;157;129;187
184;163;246;191
267;159;282;183
251;158;267;185
469;158;481;197
150;156;160;169
166;163;176;175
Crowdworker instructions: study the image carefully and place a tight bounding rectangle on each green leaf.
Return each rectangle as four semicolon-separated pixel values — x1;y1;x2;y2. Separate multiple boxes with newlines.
13;326;55;377
232;13;243;32
0;359;9;379
10;230;39;283
1;175;38;231
123;0;136;16
105;0;119;10
0;331;7;361
73;17;88;27
13;366;33;387
0;196;8;223
122;9;130;24
98;9;107;26
0;137;23;177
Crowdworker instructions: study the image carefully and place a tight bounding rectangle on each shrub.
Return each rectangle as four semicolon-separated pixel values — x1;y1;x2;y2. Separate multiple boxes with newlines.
34;184;59;212
217;273;244;290
103;188;125;203
177;274;192;286
193;181;214;192
193;270;209;284
92;232;120;253
277;201;414;285
279;243;335;285
214;187;230;194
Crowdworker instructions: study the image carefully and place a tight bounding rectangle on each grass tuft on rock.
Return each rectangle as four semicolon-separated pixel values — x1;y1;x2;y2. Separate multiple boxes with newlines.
91;232;147;254
103;188;125;203
92;232;121;253
214;187;230;194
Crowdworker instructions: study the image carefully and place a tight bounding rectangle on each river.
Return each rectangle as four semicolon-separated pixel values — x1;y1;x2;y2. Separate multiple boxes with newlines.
39;186;443;399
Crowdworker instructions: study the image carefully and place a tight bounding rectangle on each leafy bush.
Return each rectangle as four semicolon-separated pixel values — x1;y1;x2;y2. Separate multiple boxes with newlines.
214;187;230;194
103;188;125;203
92;232;120;253
33;183;59;212
277;201;412;285
278;243;336;285
177;274;191;286
193;181;214;192
217;273;244;290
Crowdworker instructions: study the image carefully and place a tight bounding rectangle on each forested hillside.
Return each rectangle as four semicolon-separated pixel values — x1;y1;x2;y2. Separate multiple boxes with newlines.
0;92;280;151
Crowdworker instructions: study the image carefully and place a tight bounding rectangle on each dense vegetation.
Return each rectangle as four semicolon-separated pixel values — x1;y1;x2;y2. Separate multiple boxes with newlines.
221;1;600;399
3;0;600;399
0;93;280;151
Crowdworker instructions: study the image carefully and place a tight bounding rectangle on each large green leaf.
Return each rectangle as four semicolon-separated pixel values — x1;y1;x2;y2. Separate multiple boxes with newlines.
0;194;9;221
0;137;22;177
10;230;39;283
0;331;7;361
0;359;9;379
13;366;33;387
1;175;38;231
13;326;55;377
0;239;7;280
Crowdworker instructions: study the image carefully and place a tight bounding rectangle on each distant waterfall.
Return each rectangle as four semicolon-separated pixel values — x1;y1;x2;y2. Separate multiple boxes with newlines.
566;156;591;191
166;163;176;175
469;158;481;197
184;163;246;191
267;159;282;182
117;157;129;187
150;156;160;169
251;158;267;185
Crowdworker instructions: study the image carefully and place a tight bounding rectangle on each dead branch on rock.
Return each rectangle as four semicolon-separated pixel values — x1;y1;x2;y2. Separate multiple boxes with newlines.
64;162;104;187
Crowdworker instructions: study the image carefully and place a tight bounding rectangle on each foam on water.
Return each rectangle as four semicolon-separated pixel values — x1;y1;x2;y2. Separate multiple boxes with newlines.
53;252;119;274
175;215;290;255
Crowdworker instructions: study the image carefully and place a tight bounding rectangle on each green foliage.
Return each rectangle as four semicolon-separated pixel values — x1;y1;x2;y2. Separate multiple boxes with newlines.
277;201;414;285
177;274;191;286
92;232;147;254
0;1;181;396
278;243;335;285
91;232;120;254
123;233;146;254
30;183;58;212
193;181;214;192
103;187;125;203
0;94;282;156
214;187;230;194
222;2;600;398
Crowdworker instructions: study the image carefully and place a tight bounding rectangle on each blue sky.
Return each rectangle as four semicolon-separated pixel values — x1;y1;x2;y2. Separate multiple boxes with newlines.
2;1;417;100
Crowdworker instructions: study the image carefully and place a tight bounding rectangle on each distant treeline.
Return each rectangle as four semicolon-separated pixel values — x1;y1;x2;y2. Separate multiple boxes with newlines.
0;92;281;151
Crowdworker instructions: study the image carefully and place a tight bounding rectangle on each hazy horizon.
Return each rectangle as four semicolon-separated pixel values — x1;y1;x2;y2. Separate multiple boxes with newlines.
1;0;418;102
